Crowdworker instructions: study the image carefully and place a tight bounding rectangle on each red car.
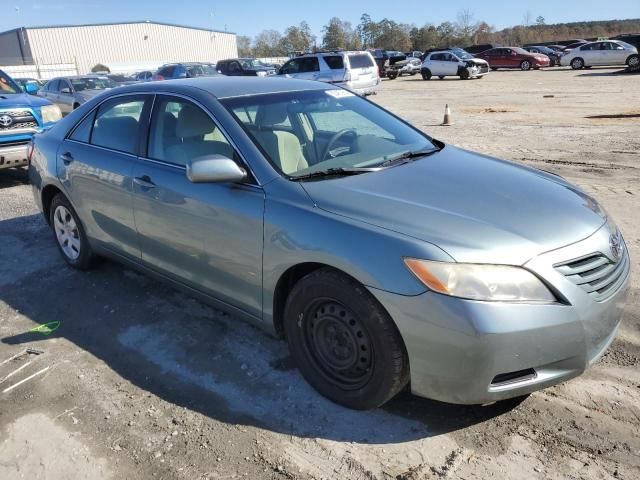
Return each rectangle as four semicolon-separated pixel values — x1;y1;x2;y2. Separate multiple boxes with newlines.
475;47;550;70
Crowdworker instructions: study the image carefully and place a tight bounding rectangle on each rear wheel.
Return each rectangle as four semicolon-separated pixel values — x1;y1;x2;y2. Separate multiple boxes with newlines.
421;69;432;80
50;194;95;269
283;268;409;410
520;60;531;71
571;57;584;70
627;54;639;68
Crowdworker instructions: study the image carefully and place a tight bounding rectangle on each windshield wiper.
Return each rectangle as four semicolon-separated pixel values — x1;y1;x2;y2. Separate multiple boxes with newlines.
292;167;381;181
376;147;441;168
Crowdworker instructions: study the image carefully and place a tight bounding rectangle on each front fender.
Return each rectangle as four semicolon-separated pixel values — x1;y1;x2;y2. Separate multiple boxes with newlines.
261;178;454;322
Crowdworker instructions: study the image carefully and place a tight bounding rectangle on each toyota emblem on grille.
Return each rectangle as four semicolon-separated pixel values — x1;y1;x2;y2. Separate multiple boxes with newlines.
610;231;623;262
0;114;13;127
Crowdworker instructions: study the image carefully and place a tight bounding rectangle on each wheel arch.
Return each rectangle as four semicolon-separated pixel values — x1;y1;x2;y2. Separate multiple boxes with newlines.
272;262;361;337
41;184;64;225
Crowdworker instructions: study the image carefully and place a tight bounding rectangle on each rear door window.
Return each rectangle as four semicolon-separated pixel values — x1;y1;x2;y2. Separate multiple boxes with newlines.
323;56;344;69
300;57;320;73
348;54;374;69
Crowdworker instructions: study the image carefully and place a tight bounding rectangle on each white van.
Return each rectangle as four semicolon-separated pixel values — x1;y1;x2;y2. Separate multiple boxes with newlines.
277;51;381;96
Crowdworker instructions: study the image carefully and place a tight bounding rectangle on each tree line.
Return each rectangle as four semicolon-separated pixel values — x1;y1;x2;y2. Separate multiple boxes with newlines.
236;13;640;57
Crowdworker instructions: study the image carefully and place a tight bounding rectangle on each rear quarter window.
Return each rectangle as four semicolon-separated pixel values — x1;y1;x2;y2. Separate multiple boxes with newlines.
323;56;345;69
348;54;374;69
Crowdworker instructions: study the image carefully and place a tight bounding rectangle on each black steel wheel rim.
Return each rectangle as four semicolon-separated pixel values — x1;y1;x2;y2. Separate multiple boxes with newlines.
301;299;374;390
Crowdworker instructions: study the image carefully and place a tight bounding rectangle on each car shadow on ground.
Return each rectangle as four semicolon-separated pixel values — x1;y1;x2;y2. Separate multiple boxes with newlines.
0;167;29;190
0;213;525;444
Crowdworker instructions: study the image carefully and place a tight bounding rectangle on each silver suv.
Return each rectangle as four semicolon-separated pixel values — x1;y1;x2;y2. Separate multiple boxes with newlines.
277;51;380;96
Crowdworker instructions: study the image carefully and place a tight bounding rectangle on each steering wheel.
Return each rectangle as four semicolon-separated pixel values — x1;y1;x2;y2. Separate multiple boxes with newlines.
321;129;357;162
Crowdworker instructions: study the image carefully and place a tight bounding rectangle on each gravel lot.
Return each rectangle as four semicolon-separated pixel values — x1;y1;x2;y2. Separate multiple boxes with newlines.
1;67;639;480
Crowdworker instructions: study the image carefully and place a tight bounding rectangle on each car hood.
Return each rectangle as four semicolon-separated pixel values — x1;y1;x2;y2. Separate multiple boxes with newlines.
0;92;51;110
300;145;607;265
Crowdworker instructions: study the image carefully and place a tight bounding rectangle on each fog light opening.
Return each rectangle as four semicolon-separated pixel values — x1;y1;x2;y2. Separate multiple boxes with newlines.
491;368;537;386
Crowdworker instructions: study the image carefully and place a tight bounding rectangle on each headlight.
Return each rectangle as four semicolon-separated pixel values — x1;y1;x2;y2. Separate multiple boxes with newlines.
41;104;62;124
404;258;556;303
256;71;267;77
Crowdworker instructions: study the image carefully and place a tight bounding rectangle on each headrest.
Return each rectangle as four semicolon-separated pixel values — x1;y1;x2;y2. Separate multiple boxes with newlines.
176;105;214;138
256;103;289;127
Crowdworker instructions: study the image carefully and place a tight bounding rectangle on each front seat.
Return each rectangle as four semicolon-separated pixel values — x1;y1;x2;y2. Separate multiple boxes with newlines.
254;104;308;175
166;105;233;165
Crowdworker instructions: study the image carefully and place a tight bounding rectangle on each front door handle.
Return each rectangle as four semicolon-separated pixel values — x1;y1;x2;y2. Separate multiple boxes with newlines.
133;175;156;189
60;152;74;165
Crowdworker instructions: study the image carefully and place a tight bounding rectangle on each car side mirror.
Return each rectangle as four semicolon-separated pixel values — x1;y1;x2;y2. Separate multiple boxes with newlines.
25;82;39;94
186;155;247;183
60;87;72;94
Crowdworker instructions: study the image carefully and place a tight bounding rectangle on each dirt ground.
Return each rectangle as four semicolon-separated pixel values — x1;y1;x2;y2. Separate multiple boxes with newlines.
1;67;639;480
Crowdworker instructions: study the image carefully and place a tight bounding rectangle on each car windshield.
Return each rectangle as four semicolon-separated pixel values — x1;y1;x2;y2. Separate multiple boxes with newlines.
513;47;529;54
240;59;268;69
0;71;21;94
533;46;553;54
201;64;220;75
617;40;634;49
221;89;437;179
451;48;473;59
71;77;117;91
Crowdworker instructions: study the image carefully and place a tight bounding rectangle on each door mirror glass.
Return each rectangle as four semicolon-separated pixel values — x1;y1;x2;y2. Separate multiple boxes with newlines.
186;155;247;183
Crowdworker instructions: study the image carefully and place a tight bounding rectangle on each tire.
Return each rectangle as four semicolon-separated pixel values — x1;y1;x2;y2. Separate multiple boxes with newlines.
421;69;432;80
627;54;639;68
571;57;584;70
50;194;95;269
459;69;470;80
283;268;409;410
387;71;398;80
520;60;531;71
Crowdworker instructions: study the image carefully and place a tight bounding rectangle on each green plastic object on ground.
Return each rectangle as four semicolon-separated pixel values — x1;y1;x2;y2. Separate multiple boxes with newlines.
29;321;60;336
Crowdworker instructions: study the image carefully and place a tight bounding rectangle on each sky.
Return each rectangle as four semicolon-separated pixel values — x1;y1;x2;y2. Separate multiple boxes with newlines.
2;0;639;38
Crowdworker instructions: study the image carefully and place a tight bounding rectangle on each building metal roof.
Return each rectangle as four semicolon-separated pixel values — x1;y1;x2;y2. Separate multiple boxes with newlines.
0;20;235;37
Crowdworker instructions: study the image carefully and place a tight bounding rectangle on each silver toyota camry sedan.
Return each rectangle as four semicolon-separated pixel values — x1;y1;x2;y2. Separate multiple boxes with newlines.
29;77;630;410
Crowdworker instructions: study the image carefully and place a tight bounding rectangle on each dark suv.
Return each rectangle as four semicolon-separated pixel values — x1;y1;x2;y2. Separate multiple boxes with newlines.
216;58;276;76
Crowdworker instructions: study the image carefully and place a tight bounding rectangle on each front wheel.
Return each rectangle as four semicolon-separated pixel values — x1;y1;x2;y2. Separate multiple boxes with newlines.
283;268;409;410
387;71;398;80
459;69;470;80
520;60;531;71
627;54;639;68
421;69;432;80
50;194;95;269
571;57;584;70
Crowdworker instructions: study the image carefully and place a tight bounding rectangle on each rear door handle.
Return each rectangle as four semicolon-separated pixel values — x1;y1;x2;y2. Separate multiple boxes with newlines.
60;152;73;165
133;175;156;189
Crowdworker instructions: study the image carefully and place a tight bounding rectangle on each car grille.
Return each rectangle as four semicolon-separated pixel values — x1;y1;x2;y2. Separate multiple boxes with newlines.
0;109;38;132
479;65;489;73
555;248;630;302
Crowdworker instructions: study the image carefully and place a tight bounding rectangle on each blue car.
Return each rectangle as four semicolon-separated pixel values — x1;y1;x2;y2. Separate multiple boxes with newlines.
0;69;62;170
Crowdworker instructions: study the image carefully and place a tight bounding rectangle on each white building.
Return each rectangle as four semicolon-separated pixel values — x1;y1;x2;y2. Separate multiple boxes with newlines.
0;21;238;75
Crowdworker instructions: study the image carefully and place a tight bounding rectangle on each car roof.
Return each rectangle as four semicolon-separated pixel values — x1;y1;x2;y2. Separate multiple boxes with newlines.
113;76;336;99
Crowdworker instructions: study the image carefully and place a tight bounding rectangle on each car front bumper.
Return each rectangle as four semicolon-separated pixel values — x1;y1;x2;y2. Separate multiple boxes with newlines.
0;141;30;170
369;225;630;405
